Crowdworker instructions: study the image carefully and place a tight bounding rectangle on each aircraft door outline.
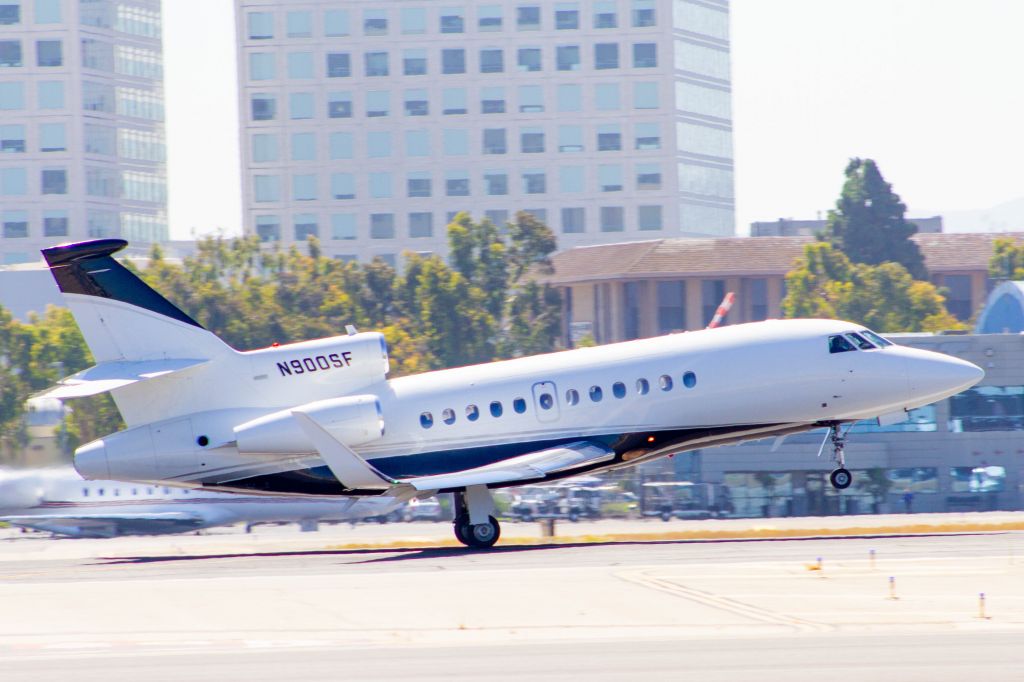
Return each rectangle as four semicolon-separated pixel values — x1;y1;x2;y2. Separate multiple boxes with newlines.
531;381;560;423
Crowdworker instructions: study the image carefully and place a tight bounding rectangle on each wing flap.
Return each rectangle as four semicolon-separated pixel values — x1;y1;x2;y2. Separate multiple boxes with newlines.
37;359;208;399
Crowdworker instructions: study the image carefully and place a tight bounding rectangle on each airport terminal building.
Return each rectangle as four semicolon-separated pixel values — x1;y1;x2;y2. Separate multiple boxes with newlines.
235;0;735;264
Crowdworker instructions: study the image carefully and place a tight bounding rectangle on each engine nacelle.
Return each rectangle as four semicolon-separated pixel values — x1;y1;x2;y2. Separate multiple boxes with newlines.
234;394;384;455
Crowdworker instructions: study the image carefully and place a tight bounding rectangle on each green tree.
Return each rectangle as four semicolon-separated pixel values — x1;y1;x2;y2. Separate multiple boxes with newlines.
988;237;1024;281
822;158;928;280
782;243;964;332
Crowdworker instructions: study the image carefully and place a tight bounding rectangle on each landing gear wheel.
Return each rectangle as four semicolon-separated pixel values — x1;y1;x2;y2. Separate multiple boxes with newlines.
660;510;672;522
453;514;470;546
568;511;580;523
464;516;501;549
830;467;852;490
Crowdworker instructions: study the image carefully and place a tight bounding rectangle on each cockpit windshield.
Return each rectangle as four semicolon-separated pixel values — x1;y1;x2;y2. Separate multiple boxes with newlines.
829;328;894;354
846;332;875;350
860;329;893;347
828;335;856;354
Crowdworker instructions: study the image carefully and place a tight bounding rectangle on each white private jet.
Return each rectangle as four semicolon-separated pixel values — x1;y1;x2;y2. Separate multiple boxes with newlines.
38;239;983;548
0;467;401;538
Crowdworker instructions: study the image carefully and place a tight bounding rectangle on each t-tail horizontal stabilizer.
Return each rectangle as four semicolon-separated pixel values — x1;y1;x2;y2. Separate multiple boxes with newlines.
37;358;209;400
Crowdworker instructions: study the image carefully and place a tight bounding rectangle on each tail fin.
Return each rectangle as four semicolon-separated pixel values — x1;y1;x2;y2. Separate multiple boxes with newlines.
42;239;230;363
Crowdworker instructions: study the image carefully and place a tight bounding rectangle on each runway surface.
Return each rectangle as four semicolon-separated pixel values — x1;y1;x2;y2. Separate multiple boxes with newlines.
1;520;1022;681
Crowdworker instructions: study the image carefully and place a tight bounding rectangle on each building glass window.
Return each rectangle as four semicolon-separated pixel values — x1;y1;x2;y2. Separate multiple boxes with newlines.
252;133;278;162
634;82;659;109
520;128;545;153
249;52;274;80
37;80;62;109
367;131;392;157
637;163;661;189
443;88;467;114
632;0;656;27
517;6;540;30
559;125;583;152
331;173;355;199
483;128;507;154
702;279;726;326
480;48;503;73
599;164;623;192
481;86;506;114
556;83;582;112
600;206;624;232
561;207;585;233
518;85;543;112
485;209;509;227
35;0;62;24
555;3;579;29
404;89;428;116
292;174;316;201
366;90;389;117
38;122;64;152
365;51;389;77
331;213;356;240
949;386;1024;432
409;212;433;238
251;93;275;120
329;132;353;159
43;209;68;237
0;81;24;109
594;43;618;69
36;39;61;66
594;1;617;28
247;11;273;39
370;213;395;239
595;83;620;110
522;170;546;194
253;175;281;202
327;91;352;118
556;45;580;71
407;171;431;197
443;129;468;155
559;166;584;193
369;172;392;198
446;170;469;196
638;205;663;231
0;124;24;152
364;9;388;35
441;7;465;33
289;92;313;119
635;122;661;150
400;7;425;34
478;5;502;30
442;48;466;74
518;47;541;72
326;52;350;77
597;124;622;151
657;281;685;333
286;11;312;38
405;129;430;156
290;132;315;161
2;210;27;238
633;43;657;67
403;49;427;75
324;9;349;37
484;170;508;195
0;39;22;67
42;168;66;194
293;213;318;240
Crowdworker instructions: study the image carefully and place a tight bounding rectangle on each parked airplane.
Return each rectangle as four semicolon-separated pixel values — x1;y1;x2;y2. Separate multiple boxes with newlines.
0;467;401;538
38;239;984;548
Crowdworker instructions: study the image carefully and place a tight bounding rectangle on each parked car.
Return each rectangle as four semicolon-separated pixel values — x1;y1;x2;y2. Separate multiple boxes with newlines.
403;497;445;522
640;481;731;521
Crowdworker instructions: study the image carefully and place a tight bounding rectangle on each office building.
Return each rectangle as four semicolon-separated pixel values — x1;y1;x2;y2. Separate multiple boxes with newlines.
235;0;734;264
0;0;167;265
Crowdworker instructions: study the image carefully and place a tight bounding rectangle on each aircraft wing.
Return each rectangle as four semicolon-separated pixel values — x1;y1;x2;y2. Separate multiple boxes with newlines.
36;358;208;399
1;511;204;538
292;413;615;492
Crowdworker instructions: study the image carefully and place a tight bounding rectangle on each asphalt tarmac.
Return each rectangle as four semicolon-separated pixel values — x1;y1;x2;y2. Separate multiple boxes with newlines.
1;520;1022;681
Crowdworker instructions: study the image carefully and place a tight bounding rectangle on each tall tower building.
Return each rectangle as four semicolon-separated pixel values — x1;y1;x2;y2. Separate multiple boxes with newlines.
0;0;166;265
236;0;733;264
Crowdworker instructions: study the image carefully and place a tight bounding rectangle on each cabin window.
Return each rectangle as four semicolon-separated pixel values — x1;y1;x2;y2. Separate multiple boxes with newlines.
539;392;554;410
683;371;697;388
846;332;875;350
82;488;89;497
98;488;105;496
589;385;603;402
612;381;626;398
420;411;434;428
513;397;527;414
442;408;456;425
114;488;120;496
466;404;480;421
566;389;580;405
146;488;153;494
861;329;893;347
131;488;138;496
490;401;503;417
636;378;649;395
659;374;673;391
829;335;856;354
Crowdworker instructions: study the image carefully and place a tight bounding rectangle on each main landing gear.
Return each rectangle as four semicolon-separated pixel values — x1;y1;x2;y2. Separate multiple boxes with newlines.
452;485;501;549
821;422;853;490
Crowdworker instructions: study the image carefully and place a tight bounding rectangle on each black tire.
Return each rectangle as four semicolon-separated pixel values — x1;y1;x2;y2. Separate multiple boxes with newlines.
830;467;853;490
660;510;672;522
568;511;580;523
520;513;533;523
453;514;470;546
464;516;501;549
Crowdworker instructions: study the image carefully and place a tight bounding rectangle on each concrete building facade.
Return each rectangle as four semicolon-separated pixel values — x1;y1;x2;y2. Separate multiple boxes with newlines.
0;0;167;265
235;0;735;264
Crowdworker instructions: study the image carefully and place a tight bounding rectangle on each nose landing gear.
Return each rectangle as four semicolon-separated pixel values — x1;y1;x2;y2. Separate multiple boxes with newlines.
821;422;853;490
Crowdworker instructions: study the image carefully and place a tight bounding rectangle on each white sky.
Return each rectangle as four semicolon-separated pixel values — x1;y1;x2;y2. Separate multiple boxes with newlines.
162;0;1024;240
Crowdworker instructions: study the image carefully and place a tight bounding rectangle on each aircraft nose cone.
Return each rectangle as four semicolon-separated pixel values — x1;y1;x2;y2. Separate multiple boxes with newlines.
74;439;110;480
907;352;984;403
